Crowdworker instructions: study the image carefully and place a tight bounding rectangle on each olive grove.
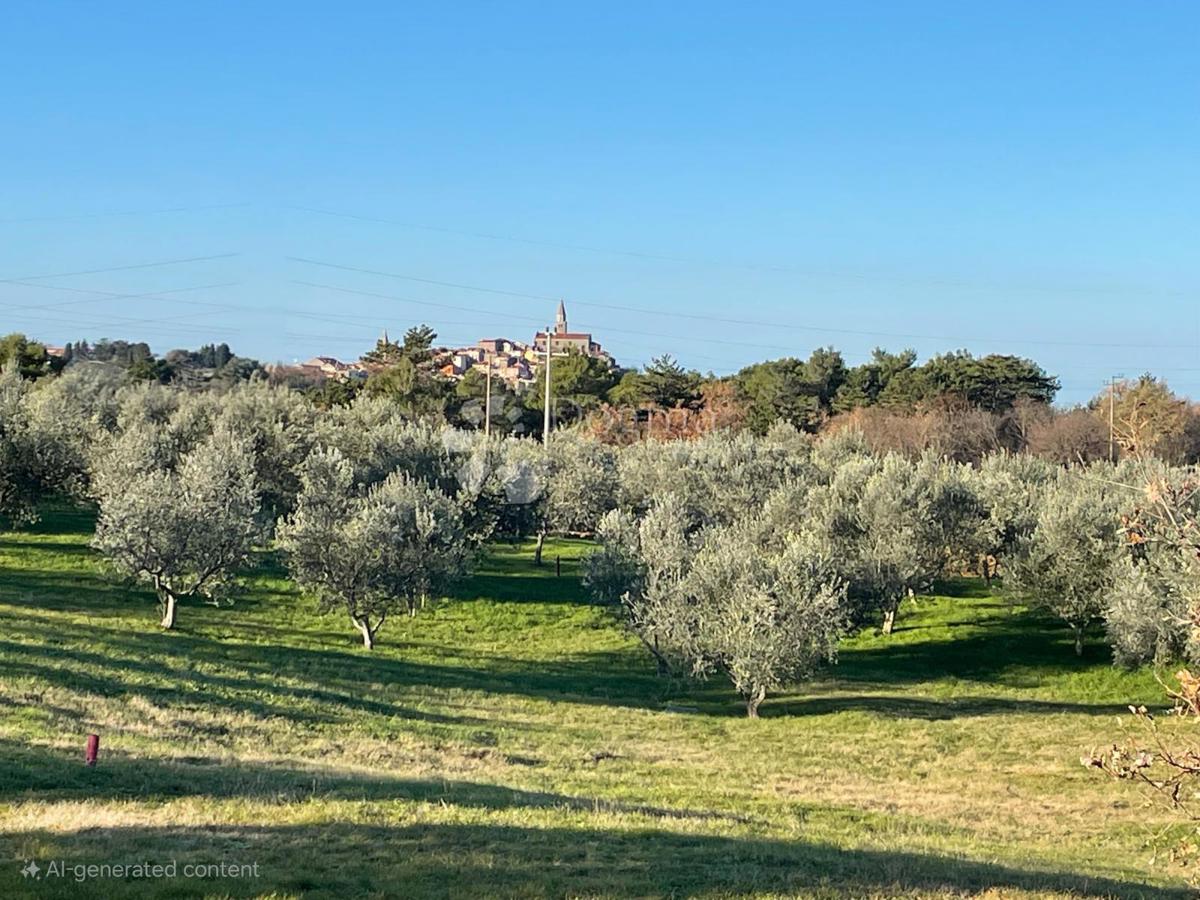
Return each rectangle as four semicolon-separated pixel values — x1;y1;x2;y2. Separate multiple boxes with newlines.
2;365;1198;702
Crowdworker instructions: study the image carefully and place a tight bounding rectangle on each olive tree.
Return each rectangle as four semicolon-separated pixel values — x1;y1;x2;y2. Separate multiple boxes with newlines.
535;432;618;563
585;495;694;674
90;425;260;629
915;452;989;582
492;438;549;546
1005;471;1125;655
214;380;317;522
277;449;470;649
805;453;950;634
679;525;847;716
0;367;38;526
1103;462;1200;665
853;455;950;634
971;452;1055;582
315;397;442;484
587;495;847;716
617;430;814;531
1104;559;1192;666
0;365;107;525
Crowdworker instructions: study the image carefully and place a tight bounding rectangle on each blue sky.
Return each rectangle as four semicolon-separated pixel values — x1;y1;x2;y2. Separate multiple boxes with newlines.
1;1;1196;404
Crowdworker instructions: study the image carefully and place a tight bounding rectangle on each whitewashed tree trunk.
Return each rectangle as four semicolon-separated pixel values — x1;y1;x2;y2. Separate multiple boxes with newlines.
159;593;178;630
353;615;375;649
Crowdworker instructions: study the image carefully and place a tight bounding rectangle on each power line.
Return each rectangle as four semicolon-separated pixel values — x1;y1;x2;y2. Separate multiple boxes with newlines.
0;253;238;285
1;307;243;340
286;206;1195;299
287;256;1195;351
0;282;240;314
0;203;250;225
285;206;798;273
290;280;795;354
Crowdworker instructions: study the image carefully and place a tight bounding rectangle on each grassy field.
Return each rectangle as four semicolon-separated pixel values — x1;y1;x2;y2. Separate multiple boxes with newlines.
0;507;1195;898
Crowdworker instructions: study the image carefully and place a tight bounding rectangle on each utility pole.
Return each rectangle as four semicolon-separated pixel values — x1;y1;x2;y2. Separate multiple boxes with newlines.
484;359;493;437
1108;374;1124;463
542;325;553;445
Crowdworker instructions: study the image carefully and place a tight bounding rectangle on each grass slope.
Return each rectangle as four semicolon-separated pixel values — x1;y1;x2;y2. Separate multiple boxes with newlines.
0;507;1193;898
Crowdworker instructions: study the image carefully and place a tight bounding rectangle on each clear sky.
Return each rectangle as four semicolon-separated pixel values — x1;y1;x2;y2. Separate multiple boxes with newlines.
2;1;1196;405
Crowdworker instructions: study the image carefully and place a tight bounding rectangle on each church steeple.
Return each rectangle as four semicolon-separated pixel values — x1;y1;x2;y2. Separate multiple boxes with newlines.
554;299;568;335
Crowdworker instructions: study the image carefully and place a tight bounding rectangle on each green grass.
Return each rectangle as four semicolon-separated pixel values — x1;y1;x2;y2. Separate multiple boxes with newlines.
0;506;1194;898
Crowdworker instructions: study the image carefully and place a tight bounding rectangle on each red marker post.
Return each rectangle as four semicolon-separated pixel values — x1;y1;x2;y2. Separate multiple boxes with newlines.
85;734;100;766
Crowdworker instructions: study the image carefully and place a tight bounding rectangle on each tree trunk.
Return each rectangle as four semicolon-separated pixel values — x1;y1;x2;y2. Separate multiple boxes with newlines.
881;606;897;635
652;636;669;676
1073;625;1084;657
746;687;766;719
353;615;375;650
533;528;547;566
159;593;178;630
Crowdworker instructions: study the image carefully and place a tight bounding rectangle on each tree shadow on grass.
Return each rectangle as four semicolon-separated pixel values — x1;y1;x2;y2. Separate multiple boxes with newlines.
448;571;589;605
0;636;504;730
837;612;1115;688
773;693;1140;720
7;502;97;536
0;819;1189;899
0;739;754;825
0;586;1145;724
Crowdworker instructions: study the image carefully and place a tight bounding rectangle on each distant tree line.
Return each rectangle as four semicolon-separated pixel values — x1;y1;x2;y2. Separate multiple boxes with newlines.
7;325;1200;464
47;336;263;385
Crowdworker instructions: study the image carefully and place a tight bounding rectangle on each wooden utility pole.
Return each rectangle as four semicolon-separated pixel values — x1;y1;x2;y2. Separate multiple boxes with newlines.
1108;377;1115;463
542;325;553;445
484;359;493;437
1108;374;1124;463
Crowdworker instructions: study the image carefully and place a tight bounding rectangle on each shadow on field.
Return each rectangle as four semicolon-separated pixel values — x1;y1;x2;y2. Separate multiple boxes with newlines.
776;693;1134;720
0;819;1189;899
0;583;1138;724
0;518;1148;723
0;620;680;728
837;612;1111;687
0;739;750;824
447;543;590;606
0;633;510;729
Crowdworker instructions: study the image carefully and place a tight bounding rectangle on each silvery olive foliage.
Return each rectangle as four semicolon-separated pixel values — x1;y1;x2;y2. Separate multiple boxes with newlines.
849;454;955;633
491;437;549;544
970;452;1056;580
1102;461;1200;666
585;494;696;674
586;492;847;716
213;380;318;522
315;397;458;491
1104;559;1192;667
10;362;1200;687
679;522;847;717
0;364;121;524
802;452;964;634
277;448;470;649
0;367;39;525
1005;471;1126;655
545;432;618;535
90;424;261;629
616;429;813;530
314;397;517;546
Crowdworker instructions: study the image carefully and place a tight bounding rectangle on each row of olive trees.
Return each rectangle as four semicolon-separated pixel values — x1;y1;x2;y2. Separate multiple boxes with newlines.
588;428;1200;713
5;369;1197;675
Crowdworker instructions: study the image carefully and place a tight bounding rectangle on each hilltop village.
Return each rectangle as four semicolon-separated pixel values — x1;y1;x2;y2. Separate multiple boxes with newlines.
294;301;613;387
